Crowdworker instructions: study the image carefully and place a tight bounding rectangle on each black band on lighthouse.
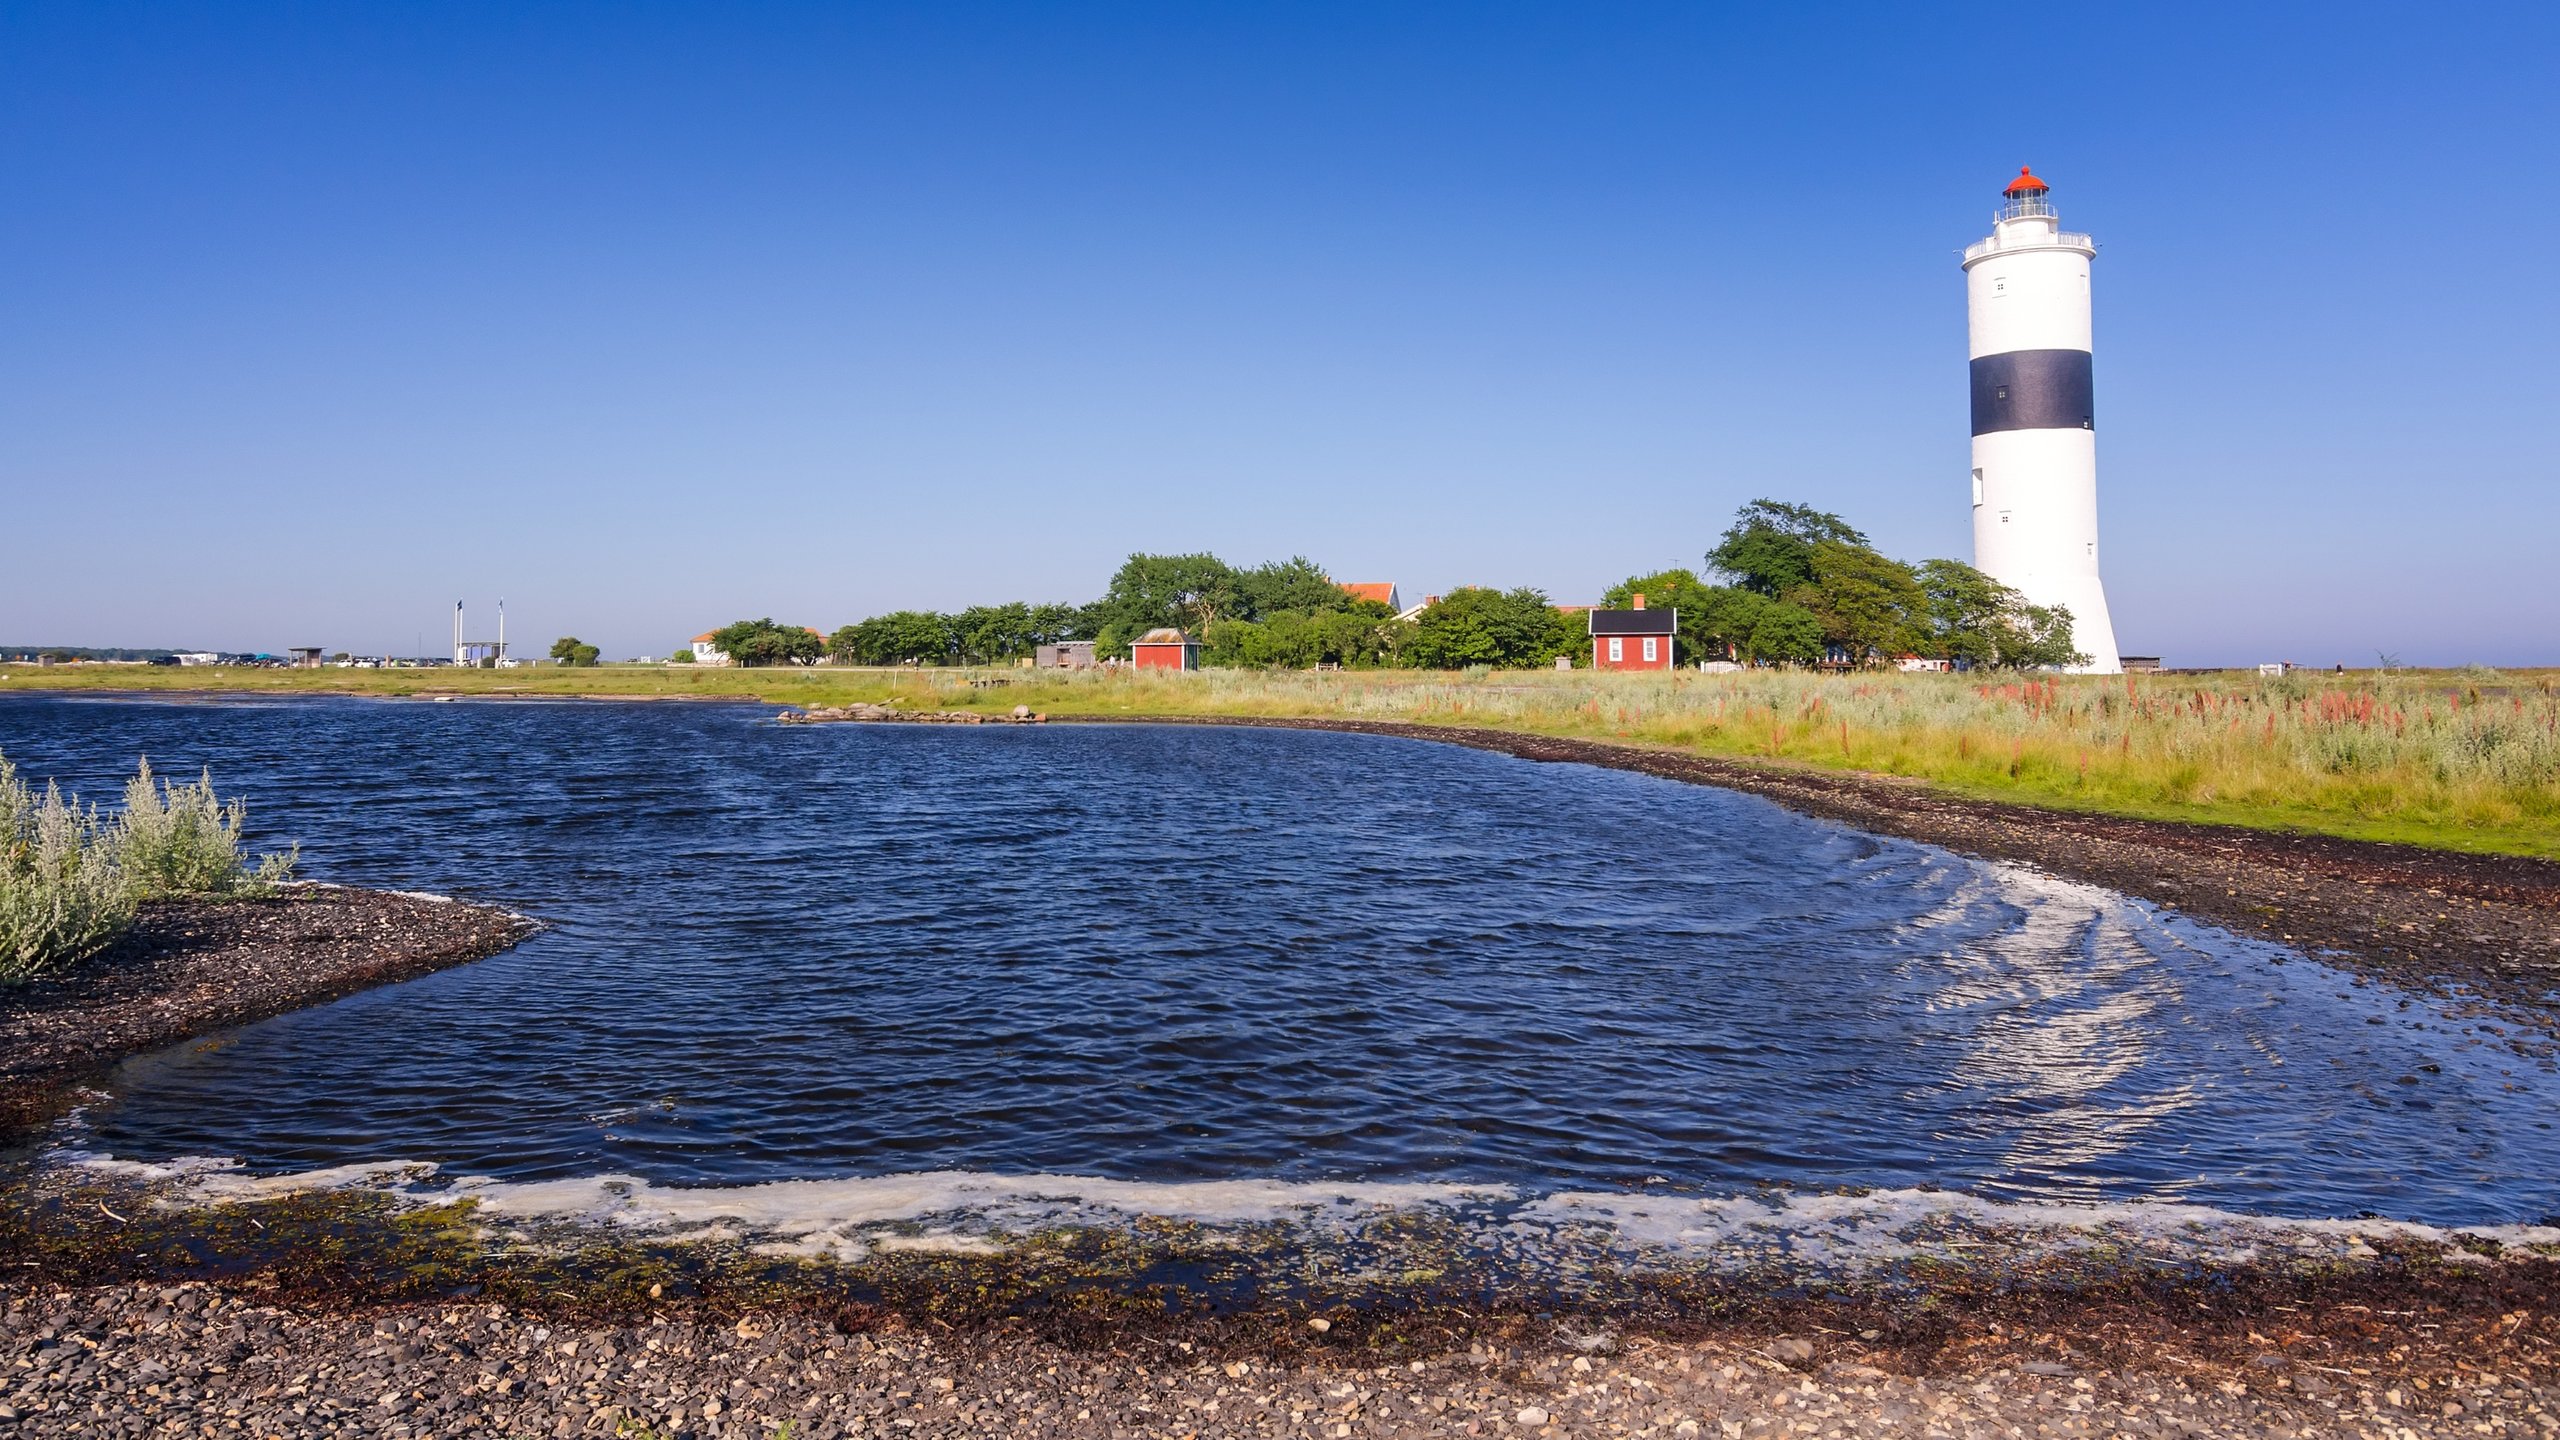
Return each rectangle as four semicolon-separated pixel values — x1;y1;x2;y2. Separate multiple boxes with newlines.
1970;349;2093;435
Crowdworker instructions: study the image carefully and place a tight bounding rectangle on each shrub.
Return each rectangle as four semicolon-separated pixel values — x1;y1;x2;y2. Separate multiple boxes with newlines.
0;754;136;982
0;750;301;982
112;758;298;900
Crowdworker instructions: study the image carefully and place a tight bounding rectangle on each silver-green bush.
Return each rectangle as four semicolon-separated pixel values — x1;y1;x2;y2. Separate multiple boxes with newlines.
0;754;138;982
0;750;298;981
113;758;299;900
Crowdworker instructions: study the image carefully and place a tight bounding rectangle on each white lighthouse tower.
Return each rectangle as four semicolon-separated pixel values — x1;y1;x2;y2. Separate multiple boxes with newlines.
1962;166;2120;673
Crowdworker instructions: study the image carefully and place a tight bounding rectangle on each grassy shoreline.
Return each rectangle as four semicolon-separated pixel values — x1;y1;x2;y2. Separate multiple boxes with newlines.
8;663;2559;859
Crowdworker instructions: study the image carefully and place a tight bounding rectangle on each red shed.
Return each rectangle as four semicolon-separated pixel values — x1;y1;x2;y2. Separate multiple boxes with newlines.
1130;627;1201;671
1588;593;1677;671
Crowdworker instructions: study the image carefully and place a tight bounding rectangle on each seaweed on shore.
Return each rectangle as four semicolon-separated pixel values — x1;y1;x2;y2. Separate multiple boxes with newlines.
3;1159;2554;1382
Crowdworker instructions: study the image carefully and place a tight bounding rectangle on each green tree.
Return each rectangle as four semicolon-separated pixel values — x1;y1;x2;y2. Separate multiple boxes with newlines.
710;618;823;667
830;611;954;666
1233;557;1356;618
1677;587;1769;663
666;646;695;664
1089;554;1241;651
1742;599;1825;664
1915;560;2092;669
2007;603;2090;669
1405;588;1578;669
1026;602;1088;645
1916;560;2011;668
549;636;601;667
954;603;1036;664
1795;540;1926;662
1706;500;1869;597
1204;608;1399;669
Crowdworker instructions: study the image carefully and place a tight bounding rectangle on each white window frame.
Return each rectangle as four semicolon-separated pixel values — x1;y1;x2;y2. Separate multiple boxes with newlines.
1642;637;1658;663
1607;637;1623;662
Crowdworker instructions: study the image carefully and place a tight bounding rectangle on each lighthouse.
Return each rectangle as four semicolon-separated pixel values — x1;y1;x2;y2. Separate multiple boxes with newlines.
1962;166;2121;673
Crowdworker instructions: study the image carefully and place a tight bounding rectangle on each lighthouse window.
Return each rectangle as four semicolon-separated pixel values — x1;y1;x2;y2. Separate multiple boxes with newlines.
1995;385;2010;401
1999;510;2012;525
1971;469;1984;506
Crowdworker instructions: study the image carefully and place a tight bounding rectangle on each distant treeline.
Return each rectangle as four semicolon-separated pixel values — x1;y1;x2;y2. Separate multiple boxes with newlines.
0;647;178;663
695;501;2086;671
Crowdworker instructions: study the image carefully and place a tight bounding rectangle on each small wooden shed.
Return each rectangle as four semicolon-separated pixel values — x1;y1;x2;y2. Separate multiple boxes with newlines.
1130;628;1201;671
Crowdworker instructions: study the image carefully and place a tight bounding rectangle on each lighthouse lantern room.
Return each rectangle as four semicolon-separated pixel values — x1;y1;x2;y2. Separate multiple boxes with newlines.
1961;166;2121;673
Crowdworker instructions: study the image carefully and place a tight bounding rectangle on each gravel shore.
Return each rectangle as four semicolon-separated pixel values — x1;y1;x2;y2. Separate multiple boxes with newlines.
4;1280;2552;1439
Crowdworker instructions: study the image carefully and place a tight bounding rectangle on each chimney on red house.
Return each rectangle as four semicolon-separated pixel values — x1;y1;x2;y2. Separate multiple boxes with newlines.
1631;593;1647;610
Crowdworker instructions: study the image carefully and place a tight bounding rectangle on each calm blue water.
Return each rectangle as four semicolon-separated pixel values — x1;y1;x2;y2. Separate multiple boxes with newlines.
5;693;2555;1226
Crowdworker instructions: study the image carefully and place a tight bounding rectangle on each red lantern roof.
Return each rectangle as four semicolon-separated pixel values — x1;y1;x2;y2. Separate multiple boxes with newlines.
2004;166;2050;196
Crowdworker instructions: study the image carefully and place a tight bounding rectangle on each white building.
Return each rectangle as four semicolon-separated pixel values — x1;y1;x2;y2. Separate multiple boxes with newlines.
690;631;730;665
1962;167;2122;673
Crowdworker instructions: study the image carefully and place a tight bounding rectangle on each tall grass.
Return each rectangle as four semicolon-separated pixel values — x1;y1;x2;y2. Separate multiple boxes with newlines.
0;751;297;982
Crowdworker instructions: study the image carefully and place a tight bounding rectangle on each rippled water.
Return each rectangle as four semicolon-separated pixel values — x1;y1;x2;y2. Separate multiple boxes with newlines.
6;694;2556;1229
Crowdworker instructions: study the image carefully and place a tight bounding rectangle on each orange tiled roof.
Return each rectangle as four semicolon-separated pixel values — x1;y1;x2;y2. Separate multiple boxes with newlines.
1338;582;1397;605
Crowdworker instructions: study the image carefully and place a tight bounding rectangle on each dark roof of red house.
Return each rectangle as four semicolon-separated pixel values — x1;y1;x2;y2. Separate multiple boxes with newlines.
1588;609;1677;636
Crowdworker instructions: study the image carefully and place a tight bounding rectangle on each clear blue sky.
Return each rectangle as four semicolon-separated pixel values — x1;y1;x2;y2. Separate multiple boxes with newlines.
3;2;2553;665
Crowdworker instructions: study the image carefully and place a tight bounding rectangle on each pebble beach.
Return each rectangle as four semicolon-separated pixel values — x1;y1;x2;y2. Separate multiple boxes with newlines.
7;1280;2556;1439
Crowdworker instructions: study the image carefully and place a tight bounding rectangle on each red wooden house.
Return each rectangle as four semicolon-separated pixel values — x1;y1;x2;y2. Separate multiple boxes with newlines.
1130;628;1202;670
1588;593;1677;671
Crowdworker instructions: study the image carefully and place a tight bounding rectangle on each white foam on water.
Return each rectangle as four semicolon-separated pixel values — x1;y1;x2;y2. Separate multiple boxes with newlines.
441;1169;1514;1248
1519;1186;2560;1270
64;1153;436;1200
48;1149;2559;1276
62;1155;1515;1260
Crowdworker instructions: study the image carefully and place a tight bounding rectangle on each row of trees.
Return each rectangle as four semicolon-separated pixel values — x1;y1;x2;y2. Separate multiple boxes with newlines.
705;556;1412;669
1600;501;2085;668
689;500;2084;671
